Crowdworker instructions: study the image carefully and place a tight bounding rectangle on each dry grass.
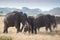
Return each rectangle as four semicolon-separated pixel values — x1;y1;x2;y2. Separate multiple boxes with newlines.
0;36;12;40
0;16;60;40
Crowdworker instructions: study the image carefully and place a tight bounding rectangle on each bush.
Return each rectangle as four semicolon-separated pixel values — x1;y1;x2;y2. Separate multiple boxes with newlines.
0;36;12;40
0;14;5;16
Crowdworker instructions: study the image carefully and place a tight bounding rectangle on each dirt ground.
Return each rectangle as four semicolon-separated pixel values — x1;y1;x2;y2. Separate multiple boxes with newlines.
0;16;60;40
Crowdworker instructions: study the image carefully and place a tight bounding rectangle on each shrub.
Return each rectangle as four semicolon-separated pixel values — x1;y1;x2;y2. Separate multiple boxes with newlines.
0;36;12;40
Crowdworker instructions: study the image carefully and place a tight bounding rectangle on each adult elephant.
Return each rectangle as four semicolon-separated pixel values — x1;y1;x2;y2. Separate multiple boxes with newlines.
24;14;57;34
3;11;27;33
34;14;57;34
33;14;51;34
46;15;57;29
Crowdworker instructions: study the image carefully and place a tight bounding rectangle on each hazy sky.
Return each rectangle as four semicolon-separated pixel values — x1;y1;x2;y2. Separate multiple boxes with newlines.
0;0;60;11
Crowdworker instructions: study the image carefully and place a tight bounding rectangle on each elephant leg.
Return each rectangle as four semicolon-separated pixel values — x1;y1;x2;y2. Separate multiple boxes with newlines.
45;24;50;32
49;27;52;32
48;24;52;32
28;25;31;33
17;27;20;33
3;23;9;33
53;23;57;30
45;27;48;32
35;27;37;34
20;23;26;32
15;22;20;33
53;24;56;29
34;26;37;34
31;26;34;34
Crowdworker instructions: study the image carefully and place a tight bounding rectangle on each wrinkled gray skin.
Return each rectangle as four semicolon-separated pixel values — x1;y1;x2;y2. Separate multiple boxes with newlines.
24;14;57;34
34;15;51;34
3;11;27;33
24;16;35;34
35;14;57;34
47;15;57;29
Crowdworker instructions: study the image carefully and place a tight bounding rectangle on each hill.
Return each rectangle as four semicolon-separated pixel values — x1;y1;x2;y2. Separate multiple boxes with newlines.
0;7;60;16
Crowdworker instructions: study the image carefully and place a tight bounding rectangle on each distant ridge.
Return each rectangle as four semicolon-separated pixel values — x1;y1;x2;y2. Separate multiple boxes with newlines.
0;7;60;16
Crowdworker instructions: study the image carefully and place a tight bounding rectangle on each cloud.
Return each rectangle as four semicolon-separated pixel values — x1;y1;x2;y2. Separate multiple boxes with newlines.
0;0;60;3
0;0;60;11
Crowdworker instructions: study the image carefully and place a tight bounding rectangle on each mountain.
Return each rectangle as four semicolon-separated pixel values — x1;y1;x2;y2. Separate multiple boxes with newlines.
0;7;60;16
21;7;42;15
42;7;60;15
0;7;21;13
0;7;42;16
49;7;60;15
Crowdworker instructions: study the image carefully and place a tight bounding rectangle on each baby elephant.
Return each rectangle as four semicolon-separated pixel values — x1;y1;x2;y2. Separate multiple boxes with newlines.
24;16;36;34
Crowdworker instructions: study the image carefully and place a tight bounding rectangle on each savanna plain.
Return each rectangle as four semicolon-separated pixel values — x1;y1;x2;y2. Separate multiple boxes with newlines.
0;16;60;40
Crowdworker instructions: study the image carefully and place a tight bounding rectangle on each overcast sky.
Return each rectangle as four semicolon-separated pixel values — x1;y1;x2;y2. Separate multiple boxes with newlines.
0;0;60;11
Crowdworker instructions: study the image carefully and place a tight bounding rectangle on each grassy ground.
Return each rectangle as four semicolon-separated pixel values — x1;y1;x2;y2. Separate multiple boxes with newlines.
0;16;60;40
0;36;12;40
0;14;5;16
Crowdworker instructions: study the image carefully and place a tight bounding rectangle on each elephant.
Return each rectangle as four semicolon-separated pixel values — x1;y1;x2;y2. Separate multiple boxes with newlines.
23;14;57;34
25;15;50;34
34;14;57;34
33;15;51;34
24;16;36;34
3;11;27;33
46;15;57;29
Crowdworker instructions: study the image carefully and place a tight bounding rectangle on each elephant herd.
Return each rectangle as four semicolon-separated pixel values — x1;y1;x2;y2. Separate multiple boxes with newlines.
3;11;57;34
